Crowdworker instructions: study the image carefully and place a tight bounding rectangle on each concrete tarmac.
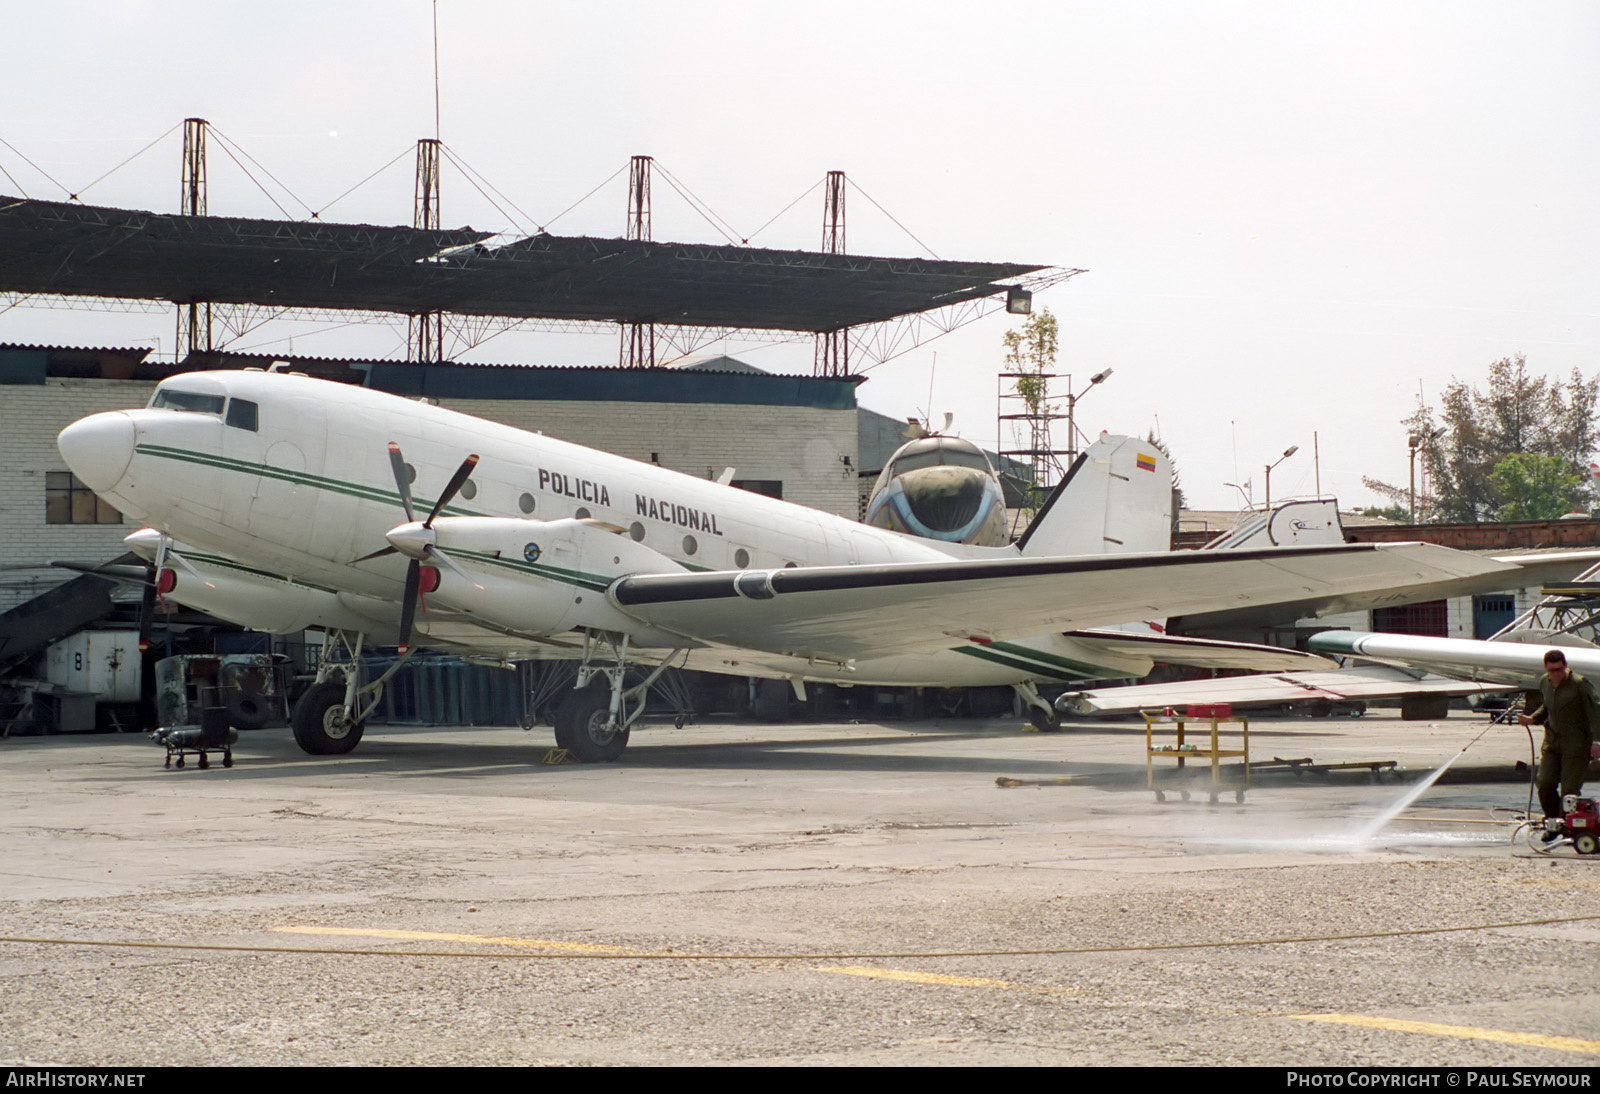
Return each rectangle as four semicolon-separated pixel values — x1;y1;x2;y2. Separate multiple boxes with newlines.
2;709;1598;1067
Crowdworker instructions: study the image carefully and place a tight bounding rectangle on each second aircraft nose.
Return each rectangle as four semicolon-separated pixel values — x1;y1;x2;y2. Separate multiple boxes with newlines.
57;411;136;493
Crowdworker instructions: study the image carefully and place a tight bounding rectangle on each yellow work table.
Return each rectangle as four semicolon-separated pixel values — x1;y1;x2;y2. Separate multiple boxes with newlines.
1143;710;1250;804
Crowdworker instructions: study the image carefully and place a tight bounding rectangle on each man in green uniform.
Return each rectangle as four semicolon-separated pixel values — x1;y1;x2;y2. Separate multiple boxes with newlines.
1516;649;1599;837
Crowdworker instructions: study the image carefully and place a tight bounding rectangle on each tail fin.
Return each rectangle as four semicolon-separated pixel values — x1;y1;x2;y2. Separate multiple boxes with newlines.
1017;434;1172;558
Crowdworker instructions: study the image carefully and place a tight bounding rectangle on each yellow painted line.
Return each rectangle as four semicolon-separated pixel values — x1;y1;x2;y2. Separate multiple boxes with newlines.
273;926;639;955
1292;1014;1600;1056
274;929;1046;991
815;966;1031;991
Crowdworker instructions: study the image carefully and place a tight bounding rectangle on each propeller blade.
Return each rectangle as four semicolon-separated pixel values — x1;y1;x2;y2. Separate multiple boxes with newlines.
397;559;421;654
350;544;399;565
48;562;154;588
138;574;157;653
387;441;416;524
425;453;480;527
423;544;483;590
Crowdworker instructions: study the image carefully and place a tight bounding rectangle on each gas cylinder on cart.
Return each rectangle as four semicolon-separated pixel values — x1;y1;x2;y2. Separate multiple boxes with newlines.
1561;795;1600;855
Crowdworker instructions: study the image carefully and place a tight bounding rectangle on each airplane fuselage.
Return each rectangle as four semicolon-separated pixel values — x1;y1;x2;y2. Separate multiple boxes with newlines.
60;369;1122;688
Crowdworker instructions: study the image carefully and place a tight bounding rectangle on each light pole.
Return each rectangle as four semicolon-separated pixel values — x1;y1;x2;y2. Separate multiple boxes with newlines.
1264;445;1299;509
1065;368;1114;463
1408;427;1446;522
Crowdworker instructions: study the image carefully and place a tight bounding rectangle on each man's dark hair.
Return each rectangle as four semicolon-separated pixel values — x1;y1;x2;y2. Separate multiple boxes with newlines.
1544;649;1569;665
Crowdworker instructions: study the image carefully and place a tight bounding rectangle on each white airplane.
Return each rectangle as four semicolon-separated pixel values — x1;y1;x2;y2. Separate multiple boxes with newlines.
57;368;1531;762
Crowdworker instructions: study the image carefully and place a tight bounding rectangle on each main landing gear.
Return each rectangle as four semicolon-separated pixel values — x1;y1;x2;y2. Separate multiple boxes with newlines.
551;631;685;763
1013;681;1062;732
291;630;414;756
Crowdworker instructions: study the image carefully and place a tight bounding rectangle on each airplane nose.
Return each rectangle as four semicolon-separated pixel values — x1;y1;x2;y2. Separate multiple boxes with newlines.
58;412;136;492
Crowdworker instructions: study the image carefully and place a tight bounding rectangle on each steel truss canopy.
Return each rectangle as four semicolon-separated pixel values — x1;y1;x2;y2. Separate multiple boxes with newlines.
0;195;1053;333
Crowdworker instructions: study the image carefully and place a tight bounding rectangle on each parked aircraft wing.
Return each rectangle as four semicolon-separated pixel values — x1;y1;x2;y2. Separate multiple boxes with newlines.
610;542;1515;663
1056;666;1499;716
1063;628;1335;673
1306;629;1600;689
1168;547;1600;635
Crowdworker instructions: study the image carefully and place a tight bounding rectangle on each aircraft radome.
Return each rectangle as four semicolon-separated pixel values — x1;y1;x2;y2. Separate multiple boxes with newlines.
56;367;1533;762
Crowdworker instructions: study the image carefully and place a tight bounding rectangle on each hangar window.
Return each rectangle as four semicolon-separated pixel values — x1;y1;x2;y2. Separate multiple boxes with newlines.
731;479;783;499
46;472;121;525
225;398;258;431
150;389;225;415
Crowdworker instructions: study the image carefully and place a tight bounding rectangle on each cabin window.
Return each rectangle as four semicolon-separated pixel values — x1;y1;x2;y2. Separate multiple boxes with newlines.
459;480;477;500
224;398;259;431
682;535;698;556
734;548;750;568
518;492;536;514
46;472;121;525
151;389;225;415
629;522;645;542
575;507;591;520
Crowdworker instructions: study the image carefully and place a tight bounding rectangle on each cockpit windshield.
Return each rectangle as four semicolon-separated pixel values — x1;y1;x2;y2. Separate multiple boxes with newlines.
887;437;993;477
150;389;226;415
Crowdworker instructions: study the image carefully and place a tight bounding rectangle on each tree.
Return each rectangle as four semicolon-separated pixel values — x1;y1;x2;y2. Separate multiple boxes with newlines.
1001;309;1061;511
1363;355;1598;522
1002;309;1059;418
1146;431;1187;532
1488;452;1584;521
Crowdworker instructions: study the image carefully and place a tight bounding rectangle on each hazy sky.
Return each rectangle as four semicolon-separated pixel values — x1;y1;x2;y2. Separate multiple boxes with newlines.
5;1;1597;509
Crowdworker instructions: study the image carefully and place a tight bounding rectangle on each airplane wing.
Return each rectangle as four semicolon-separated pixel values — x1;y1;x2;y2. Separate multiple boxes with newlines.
1056;666;1501;716
610;542;1516;663
1064;624;1600;718
1169;547;1600;634
1306;629;1600;689
1062;628;1334;672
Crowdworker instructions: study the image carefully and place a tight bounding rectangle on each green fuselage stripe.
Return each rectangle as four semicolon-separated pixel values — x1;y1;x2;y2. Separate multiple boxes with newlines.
179;549;340;595
986;640;1119;678
135;443;478;517
136;445;623;595
952;645;1085;682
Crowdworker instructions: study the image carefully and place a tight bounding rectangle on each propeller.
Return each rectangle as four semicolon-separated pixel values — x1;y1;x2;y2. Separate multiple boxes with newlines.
352;442;480;653
50;551;169;652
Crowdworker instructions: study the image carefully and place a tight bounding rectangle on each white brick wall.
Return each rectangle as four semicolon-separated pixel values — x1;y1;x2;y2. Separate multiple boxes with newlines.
0;379;158;612
440;398;860;518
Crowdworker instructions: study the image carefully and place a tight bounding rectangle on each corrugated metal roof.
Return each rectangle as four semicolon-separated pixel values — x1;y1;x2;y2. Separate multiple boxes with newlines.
0;195;1047;332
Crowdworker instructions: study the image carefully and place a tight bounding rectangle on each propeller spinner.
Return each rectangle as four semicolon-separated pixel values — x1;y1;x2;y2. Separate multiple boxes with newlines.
352;443;480;653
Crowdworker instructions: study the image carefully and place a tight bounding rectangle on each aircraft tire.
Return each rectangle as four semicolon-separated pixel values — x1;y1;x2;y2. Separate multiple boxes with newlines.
553;681;629;763
226;689;273;731
1029;704;1063;733
291;680;365;756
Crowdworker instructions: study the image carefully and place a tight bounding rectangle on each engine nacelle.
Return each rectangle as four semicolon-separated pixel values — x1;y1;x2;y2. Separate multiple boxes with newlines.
125;526;342;633
423;516;691;645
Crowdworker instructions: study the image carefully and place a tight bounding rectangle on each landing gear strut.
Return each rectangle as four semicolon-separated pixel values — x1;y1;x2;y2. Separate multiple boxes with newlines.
290;630;414;757
1013;681;1062;732
551;631;684;762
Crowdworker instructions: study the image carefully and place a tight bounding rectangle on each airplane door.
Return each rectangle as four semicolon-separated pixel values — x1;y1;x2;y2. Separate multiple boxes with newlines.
244;395;327;556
